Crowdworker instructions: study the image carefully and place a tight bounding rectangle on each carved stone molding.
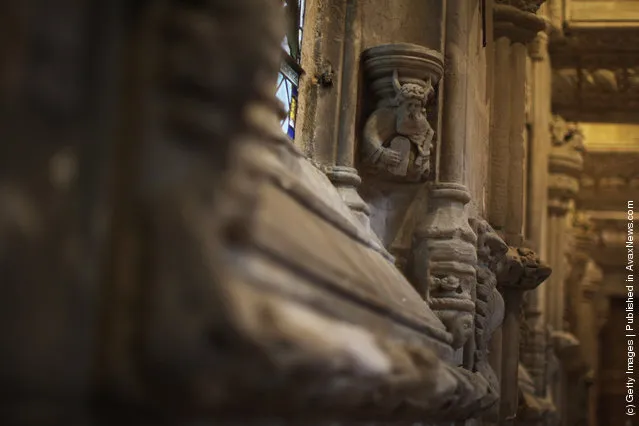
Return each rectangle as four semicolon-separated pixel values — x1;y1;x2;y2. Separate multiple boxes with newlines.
552;66;639;121
548;115;584;215
579;151;639;211
412;183;477;349
360;44;444;183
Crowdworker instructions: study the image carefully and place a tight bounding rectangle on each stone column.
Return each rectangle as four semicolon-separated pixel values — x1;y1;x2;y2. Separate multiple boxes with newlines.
561;212;600;426
546;116;584;333
545;115;585;424
295;0;372;229
411;0;477;352
489;2;548;424
580;261;603;426
489;0;546;246
325;0;372;229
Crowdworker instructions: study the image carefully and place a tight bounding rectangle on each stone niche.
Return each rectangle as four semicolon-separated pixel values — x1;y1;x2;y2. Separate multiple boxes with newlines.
359;43;444;183
357;43;444;265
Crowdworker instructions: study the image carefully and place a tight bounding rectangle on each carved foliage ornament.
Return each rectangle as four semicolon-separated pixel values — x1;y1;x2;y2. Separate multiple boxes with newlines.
362;70;436;182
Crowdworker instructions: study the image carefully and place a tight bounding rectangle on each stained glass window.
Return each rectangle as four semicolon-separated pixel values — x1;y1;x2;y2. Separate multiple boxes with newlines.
276;0;306;139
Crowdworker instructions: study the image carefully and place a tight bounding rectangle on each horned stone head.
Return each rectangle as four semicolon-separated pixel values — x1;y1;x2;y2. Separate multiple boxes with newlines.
391;70;434;105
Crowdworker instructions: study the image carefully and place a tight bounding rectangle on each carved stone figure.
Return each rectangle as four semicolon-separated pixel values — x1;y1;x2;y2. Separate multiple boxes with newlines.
471;218;508;412
361;70;436;181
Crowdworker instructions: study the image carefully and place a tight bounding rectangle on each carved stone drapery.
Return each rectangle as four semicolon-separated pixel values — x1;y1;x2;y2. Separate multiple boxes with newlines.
412;183;477;349
360;44;444;183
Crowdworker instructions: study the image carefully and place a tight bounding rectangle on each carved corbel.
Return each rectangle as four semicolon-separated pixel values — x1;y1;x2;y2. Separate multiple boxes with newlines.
494;0;547;44
360;44;443;183
411;183;477;349
496;246;552;422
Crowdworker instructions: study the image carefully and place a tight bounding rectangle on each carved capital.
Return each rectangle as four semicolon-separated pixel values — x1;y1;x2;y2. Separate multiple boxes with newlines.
360;44;443;183
412;183;477;349
548;115;584;210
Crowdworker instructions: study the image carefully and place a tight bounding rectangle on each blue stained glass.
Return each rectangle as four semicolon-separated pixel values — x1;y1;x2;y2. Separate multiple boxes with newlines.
277;0;305;138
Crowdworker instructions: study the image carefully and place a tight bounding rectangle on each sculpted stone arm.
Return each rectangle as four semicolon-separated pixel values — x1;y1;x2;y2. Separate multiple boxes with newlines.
361;107;399;167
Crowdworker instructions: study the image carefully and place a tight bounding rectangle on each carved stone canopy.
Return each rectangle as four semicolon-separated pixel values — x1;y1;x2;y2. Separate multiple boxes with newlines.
362;44;444;107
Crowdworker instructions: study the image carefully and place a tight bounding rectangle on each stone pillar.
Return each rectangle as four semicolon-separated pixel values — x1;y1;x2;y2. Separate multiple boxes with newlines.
526;19;551;303
560;212;599;426
545;115;585;424
488;2;548;424
326;0;371;229
564;213;603;426
411;0;477;352
546;116;584;333
489;0;546;245
295;0;372;229
580;262;603;426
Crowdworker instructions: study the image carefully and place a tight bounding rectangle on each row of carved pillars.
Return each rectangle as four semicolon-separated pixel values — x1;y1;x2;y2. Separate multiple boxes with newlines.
523;3;607;425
